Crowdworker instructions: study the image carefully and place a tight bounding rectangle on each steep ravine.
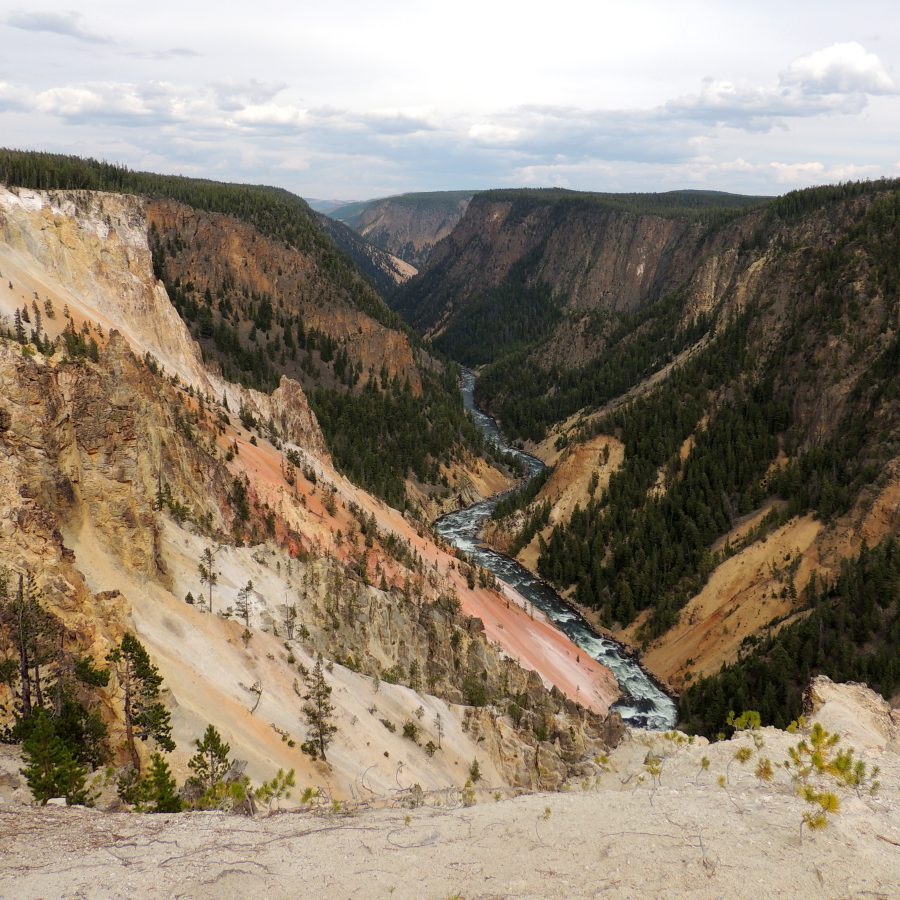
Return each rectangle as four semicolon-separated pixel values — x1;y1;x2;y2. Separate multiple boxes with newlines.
436;371;677;730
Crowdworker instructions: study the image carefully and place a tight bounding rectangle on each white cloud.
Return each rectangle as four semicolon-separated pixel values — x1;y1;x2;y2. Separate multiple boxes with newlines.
232;103;308;129
5;9;110;44
781;42;896;95
0;81;29;111
468;123;521;144
0;12;897;199
213;80;287;113
34;85;151;119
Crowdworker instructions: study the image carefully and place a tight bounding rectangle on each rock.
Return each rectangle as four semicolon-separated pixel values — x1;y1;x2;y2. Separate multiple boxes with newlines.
805;675;900;752
45;797;67;807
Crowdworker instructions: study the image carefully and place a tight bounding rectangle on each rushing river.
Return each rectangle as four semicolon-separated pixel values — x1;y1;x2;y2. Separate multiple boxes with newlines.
434;370;678;730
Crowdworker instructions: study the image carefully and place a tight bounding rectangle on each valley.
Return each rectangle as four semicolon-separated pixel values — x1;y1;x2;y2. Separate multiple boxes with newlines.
390;181;898;727
0;151;896;899
0;171;623;804
437;370;676;730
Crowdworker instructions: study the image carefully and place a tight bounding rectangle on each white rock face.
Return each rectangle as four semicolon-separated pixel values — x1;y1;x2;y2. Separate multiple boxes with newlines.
0;185;208;388
0;184;326;458
806;674;900;752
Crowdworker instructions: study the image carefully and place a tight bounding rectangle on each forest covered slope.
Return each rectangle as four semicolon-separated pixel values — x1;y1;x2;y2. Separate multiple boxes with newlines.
394;179;900;734
0;150;500;512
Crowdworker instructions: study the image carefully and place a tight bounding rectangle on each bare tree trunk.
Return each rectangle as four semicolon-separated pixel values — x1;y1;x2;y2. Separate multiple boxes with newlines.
124;661;141;772
33;660;43;709
53;626;65;717
16;575;32;718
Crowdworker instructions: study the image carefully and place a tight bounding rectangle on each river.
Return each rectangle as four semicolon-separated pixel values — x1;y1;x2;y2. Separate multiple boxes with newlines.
434;369;677;730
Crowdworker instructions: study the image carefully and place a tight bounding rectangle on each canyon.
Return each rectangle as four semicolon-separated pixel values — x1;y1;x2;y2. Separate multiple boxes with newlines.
0;182;622;800
0;158;896;899
395;184;898;696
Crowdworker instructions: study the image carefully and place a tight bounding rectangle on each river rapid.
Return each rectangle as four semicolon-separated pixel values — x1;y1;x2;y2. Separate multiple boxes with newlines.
434;370;677;730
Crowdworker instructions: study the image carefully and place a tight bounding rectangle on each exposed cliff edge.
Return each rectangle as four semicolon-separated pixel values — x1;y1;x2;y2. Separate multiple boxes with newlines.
2;677;897;898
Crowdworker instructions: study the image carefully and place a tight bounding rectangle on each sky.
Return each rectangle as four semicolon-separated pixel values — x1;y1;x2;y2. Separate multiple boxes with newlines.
0;1;897;201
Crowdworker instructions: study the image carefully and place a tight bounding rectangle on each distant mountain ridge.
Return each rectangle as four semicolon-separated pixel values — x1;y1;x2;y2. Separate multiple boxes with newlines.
330;190;474;268
305;197;356;214
313;210;417;296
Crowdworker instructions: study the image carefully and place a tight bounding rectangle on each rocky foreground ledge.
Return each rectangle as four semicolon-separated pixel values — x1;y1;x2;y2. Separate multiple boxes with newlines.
1;677;897;899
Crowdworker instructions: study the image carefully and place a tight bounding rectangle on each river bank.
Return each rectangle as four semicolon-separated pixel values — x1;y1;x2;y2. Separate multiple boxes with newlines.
437;370;677;730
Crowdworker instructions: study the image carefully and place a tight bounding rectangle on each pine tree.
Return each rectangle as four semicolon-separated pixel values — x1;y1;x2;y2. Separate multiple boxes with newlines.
21;710;88;805
106;634;174;772
13;309;25;345
235;581;253;627
198;547;219;613
282;603;297;639
302;657;337;761
187;724;232;795
0;573;57;719
144;752;182;813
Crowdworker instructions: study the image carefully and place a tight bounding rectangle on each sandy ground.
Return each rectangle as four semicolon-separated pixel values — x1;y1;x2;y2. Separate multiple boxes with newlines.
635;514;823;687
2;678;897;900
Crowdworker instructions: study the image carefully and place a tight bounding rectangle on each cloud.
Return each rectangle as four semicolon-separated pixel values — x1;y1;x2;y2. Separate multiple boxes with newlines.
769;160;882;184
34;84;154;120
468;122;520;144
0;38;896;198
5;9;110;44
133;47;202;60
0;80;29;111
213;80;286;112
781;42;896;95
666;77;866;129
232;103;308;129
665;42;895;130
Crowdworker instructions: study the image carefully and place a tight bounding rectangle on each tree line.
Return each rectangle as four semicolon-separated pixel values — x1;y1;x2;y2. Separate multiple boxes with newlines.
678;539;898;738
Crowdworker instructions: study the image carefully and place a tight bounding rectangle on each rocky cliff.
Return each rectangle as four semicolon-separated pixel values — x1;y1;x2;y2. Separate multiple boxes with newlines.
314;210;417;295
0;184;622;797
146;199;423;394
395;182;900;696
332;191;473;269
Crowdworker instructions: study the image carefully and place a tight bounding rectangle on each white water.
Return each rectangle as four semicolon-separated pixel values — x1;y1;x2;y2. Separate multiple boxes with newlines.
435;370;677;730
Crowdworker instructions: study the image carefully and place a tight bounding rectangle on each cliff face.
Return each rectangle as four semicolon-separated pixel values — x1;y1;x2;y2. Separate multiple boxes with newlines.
333;192;472;269
394;193;767;369
314;210;417;295
0;186;209;388
397;183;899;692
401;197;692;325
146;199;423;393
0;184;622;795
0;334;618;791
0;186;329;461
